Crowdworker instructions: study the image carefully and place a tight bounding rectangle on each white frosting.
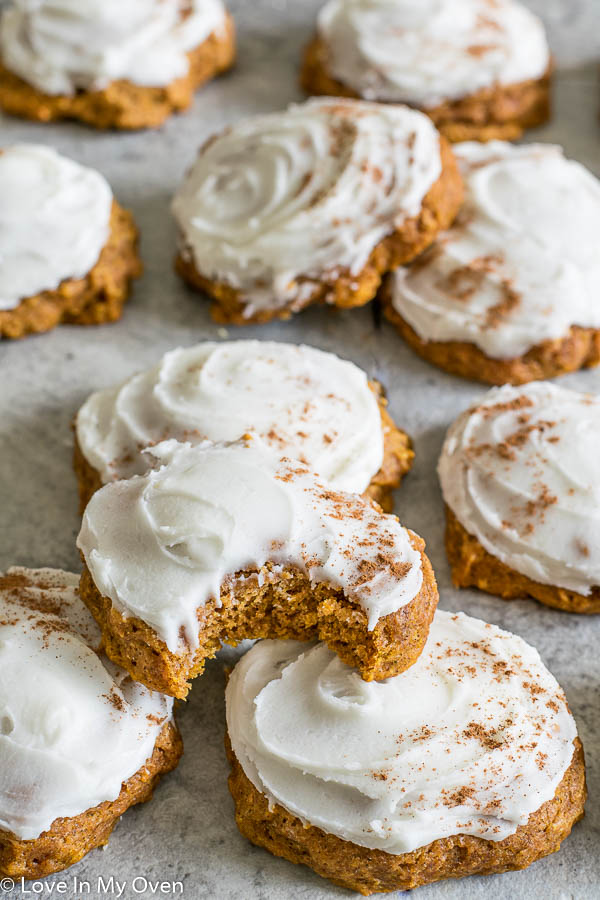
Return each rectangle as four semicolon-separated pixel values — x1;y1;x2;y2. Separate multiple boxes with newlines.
439;382;600;595
77;438;424;654
0;0;227;94
76;340;385;492
0;567;173;841
0;144;112;311
317;0;550;107
390;142;600;359
171;98;442;317
226;610;578;854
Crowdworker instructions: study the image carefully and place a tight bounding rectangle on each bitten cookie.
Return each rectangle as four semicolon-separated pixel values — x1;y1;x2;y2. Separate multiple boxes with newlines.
77;437;438;699
439;383;600;614
74;340;413;513
384;142;600;384
0;144;141;340
301;0;551;143
226;611;585;895
172;98;463;324
0;568;182;880
0;0;235;130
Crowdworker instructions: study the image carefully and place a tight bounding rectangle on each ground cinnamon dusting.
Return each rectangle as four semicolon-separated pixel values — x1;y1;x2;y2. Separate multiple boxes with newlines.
462;722;504;751
351;556;411;587
484;281;521;328
444;785;477;808
435;255;504;302
466;44;498;57
104;689;126;713
411;725;434;744
480;395;534;417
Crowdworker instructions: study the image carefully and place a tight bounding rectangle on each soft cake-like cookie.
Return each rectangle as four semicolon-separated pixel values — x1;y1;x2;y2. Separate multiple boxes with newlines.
384;142;600;384
0;0;235;130
439;383;600;613
226;611;585;894
0;144;141;340
74;340;413;512
302;0;551;142
0;568;181;880
172;98;463;324
77;438;438;698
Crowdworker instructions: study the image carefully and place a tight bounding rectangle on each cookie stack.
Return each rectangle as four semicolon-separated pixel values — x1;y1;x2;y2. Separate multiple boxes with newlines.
0;340;587;893
0;342;436;879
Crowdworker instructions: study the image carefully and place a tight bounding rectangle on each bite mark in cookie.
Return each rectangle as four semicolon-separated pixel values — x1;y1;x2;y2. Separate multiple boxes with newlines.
77;437;438;697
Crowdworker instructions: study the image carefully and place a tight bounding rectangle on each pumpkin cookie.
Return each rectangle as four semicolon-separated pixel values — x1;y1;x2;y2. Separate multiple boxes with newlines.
74;340;413;512
77;437;438;699
0;568;181;880
384;142;600;384
172;98;463;324
0;1;235;130
301;0;551;142
0;144;141;340
226;612;585;894
439;383;600;613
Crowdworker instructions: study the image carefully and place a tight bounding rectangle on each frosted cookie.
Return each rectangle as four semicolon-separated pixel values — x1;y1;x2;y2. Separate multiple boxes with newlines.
384;142;600;384
172;98;463;324
439;383;600;614
301;0;551;143
0;1;235;131
0;568;181;880
77;438;438;699
226;611;585;894
0;144;141;340
74;340;413;513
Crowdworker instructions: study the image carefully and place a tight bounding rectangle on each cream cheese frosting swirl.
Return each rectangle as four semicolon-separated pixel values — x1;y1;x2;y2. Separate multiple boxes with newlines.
439;382;600;595
0;568;173;841
0;0;227;95
77;438;424;653
389;142;600;359
0;143;112;311
226;610;578;854
316;0;550;107
171;98;442;317
76;340;384;492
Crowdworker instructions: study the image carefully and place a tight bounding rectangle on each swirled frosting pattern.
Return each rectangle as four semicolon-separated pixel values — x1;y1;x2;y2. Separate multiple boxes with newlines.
0;0;227;94
0;144;112;311
0;568;173;841
439;382;600;594
171;98;442;316
75;340;384;492
226;610;577;854
316;0;550;106
390;142;600;359
77;438;424;653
